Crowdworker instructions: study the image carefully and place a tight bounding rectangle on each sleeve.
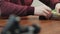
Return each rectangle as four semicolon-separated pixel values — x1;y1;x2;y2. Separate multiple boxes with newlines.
1;1;34;18
51;0;60;4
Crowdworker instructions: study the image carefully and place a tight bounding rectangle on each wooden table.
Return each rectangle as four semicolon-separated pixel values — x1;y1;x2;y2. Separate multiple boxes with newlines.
0;16;60;34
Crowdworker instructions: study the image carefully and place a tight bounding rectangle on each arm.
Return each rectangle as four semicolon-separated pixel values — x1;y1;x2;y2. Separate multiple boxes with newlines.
1;1;34;17
1;1;52;19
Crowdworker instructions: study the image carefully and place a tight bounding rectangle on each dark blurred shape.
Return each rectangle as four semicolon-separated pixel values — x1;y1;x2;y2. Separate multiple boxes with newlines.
39;16;47;20
1;14;20;34
32;24;41;34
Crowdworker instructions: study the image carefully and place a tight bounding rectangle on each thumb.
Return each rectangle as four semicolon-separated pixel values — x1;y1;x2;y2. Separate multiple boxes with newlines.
55;3;60;13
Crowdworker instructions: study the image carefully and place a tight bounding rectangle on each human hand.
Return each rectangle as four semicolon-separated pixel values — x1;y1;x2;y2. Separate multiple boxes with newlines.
34;5;52;18
55;3;60;14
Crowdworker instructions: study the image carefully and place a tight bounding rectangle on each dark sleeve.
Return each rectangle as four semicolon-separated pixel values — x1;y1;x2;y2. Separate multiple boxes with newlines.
50;0;60;5
1;1;34;17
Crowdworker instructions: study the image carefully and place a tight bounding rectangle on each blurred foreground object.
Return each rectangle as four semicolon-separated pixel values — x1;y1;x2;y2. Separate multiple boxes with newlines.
1;14;20;34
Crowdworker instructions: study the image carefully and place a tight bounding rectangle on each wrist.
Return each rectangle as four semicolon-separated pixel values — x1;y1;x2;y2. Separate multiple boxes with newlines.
34;7;43;16
34;7;39;15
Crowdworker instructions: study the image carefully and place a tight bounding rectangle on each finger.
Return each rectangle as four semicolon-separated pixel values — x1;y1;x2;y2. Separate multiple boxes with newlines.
42;12;48;17
43;11;52;18
39;9;49;16
46;9;52;17
43;9;51;15
44;6;52;13
43;13;51;19
44;5;52;11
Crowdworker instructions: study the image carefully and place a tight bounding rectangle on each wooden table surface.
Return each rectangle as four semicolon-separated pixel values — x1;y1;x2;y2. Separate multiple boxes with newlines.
0;16;60;34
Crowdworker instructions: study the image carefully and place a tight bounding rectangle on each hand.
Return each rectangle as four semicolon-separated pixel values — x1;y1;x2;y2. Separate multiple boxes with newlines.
55;3;60;14
34;5;52;18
